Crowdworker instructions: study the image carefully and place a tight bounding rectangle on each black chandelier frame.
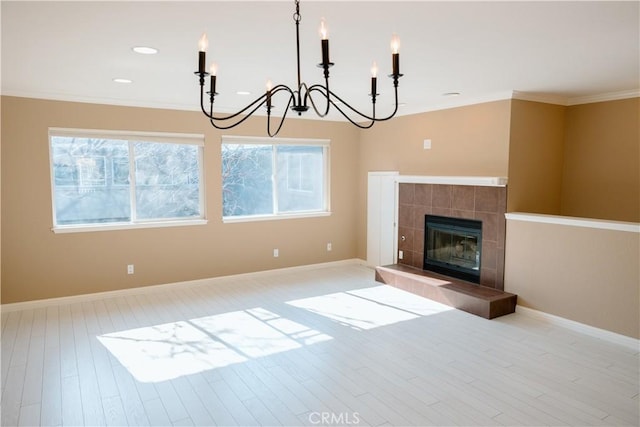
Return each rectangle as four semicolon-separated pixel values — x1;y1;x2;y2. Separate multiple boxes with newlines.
195;0;403;137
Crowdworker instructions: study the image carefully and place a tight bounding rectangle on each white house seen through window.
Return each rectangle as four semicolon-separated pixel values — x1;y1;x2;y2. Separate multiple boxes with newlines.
49;128;205;230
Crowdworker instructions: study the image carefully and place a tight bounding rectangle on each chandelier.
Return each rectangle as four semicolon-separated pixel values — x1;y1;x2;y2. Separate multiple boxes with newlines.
195;0;403;137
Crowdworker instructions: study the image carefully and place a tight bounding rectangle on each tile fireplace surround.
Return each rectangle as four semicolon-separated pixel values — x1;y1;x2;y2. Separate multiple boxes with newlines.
397;180;507;290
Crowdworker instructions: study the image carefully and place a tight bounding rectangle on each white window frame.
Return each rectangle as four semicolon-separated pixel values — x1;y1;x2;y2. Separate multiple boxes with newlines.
221;135;331;223
49;127;207;233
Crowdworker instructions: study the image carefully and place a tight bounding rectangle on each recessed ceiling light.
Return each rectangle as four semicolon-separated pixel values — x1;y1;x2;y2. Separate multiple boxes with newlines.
113;78;133;84
236;91;251;96
443;92;461;97
132;46;158;55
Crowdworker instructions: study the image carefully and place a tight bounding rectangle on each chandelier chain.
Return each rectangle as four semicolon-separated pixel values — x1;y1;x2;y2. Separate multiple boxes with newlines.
293;0;301;23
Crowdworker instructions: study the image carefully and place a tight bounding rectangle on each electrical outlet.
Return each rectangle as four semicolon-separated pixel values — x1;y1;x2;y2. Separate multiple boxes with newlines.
273;248;279;258
327;242;332;251
127;264;134;274
398;250;404;260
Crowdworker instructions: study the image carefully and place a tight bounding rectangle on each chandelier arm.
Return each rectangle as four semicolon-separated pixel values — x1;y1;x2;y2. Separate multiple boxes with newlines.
267;93;295;137
305;84;395;123
207;85;295;131
305;85;373;127
331;102;376;129
326;86;399;123
200;94;269;123
207;100;270;130
205;94;271;122
305;85;376;126
272;84;296;98
199;83;215;120
303;81;331;117
304;85;328;118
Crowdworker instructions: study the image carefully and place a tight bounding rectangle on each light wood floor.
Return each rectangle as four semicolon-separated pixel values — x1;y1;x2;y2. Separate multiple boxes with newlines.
2;264;638;426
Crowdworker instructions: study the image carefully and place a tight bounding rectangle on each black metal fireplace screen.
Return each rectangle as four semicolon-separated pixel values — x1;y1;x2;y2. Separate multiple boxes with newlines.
424;215;482;283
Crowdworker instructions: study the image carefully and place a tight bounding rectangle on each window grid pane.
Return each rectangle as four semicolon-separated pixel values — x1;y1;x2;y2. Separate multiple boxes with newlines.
50;132;204;227
222;140;328;219
51;137;131;225
276;146;323;213
221;144;273;217
134;142;201;220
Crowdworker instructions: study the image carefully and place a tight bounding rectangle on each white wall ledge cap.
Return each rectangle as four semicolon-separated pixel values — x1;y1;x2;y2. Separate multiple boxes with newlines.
396;175;507;187
506;212;640;233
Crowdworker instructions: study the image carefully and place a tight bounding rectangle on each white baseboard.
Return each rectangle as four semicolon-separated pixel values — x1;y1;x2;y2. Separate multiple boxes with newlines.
516;305;639;351
0;258;368;313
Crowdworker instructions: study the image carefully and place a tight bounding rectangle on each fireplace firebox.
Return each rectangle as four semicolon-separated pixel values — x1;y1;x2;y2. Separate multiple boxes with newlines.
424;215;482;283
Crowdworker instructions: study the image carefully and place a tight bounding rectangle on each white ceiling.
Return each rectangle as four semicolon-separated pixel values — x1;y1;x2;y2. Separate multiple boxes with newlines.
2;1;639;121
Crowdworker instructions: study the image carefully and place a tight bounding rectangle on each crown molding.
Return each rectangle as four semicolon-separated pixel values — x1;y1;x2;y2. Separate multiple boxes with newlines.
512;89;640;107
567;89;640;106
4;88;638;118
415;91;515;113
511;91;568;106
1;89;202;113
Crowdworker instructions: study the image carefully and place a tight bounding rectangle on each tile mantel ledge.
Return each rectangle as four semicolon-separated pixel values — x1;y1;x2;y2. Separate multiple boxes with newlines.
506;212;640;233
395;175;507;187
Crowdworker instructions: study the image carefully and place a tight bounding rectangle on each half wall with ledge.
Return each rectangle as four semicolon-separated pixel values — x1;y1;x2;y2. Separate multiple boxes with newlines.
504;212;640;340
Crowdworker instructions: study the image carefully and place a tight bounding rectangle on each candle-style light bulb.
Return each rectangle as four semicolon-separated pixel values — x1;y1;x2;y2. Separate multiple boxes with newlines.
209;63;217;76
370;61;378;98
197;33;208;75
390;33;401;76
390;33;400;54
198;33;209;52
319;18;330;67
319;18;328;40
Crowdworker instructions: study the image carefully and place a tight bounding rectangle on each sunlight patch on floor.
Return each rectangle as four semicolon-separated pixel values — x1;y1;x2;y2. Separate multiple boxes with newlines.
286;285;452;330
98;307;332;382
347;285;455;316
98;285;451;382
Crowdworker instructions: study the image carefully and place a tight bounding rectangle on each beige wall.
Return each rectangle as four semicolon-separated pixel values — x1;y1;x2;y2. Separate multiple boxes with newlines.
1;96;360;303
356;100;513;259
505;217;639;339
507;99;566;214
561;98;640;222
4;92;639;339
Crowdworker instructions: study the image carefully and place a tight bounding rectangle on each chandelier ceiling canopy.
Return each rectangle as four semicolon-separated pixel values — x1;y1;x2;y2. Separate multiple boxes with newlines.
195;0;403;137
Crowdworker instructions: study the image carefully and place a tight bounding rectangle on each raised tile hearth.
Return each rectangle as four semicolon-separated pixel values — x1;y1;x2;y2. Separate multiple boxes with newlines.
375;263;517;319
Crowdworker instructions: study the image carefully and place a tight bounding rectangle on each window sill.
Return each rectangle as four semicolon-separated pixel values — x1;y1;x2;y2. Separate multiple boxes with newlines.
52;219;208;234
223;211;331;224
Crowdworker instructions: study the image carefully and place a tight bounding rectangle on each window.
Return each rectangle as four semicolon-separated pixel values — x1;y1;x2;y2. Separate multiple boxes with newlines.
49;128;205;232
221;136;330;221
286;152;315;192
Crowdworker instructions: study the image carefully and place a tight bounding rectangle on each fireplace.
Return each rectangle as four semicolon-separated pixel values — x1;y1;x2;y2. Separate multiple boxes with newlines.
424;215;482;283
